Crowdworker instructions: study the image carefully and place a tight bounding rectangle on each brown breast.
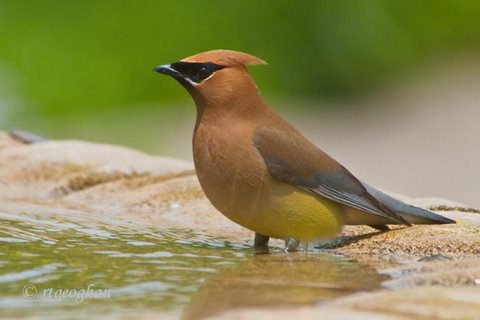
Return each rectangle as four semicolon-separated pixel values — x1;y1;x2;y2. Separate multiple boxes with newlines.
192;110;272;223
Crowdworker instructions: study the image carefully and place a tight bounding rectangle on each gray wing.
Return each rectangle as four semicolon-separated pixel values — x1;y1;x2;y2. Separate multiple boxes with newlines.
253;127;411;225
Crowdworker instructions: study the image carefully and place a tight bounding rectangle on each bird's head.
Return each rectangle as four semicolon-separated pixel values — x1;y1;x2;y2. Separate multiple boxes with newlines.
154;49;266;108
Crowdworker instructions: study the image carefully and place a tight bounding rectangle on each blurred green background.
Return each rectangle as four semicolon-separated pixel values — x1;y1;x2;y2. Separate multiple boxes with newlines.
1;1;480;123
0;1;479;205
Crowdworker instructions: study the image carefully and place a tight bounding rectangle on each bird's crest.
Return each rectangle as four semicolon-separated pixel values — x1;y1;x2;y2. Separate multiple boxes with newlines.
182;49;267;68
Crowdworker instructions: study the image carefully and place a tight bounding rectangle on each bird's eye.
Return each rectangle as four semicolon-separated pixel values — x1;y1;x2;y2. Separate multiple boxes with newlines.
169;62;224;84
190;63;224;83
197;66;210;79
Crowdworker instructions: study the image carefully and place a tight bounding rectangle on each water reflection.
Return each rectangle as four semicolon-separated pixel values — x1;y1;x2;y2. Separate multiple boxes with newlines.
0;204;387;319
183;253;386;319
0;206;247;318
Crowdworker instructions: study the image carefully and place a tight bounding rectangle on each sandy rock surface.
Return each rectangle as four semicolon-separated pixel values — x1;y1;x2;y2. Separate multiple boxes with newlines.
213;287;480;320
1;131;479;319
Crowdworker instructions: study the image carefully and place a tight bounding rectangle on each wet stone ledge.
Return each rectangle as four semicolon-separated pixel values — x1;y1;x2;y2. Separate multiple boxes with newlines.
1;131;479;319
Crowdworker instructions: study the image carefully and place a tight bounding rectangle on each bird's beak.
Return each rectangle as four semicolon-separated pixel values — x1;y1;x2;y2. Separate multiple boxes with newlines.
154;64;179;77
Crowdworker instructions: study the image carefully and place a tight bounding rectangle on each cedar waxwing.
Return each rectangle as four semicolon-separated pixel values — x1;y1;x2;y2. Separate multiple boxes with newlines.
154;50;455;253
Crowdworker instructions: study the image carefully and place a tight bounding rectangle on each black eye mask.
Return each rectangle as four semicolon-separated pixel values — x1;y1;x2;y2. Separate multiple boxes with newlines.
169;62;225;84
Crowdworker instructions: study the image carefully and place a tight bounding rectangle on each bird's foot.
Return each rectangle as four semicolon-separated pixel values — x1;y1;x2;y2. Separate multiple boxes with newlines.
304;242;309;254
283;237;300;253
254;233;270;254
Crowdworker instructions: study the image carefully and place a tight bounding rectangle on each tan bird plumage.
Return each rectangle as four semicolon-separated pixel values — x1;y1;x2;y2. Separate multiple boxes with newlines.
154;49;455;253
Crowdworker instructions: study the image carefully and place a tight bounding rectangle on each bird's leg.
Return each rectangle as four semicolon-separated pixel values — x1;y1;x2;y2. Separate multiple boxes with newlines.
284;237;300;253
254;233;270;254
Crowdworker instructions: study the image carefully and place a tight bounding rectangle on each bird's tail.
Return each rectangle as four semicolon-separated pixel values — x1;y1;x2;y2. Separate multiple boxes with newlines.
362;183;455;225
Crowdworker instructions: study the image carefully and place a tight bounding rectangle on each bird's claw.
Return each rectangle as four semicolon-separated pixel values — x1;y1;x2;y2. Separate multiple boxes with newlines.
283;237;300;253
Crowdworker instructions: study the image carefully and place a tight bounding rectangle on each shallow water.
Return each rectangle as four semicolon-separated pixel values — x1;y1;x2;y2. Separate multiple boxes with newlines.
0;204;387;319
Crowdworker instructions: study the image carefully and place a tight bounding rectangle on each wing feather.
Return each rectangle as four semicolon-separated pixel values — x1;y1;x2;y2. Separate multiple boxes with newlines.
253;127;411;225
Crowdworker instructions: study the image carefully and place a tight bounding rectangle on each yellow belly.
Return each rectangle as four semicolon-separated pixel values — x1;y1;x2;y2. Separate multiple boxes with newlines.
231;184;345;241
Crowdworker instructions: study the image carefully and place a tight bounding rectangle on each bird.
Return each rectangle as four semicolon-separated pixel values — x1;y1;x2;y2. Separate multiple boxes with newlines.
154;49;455;253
